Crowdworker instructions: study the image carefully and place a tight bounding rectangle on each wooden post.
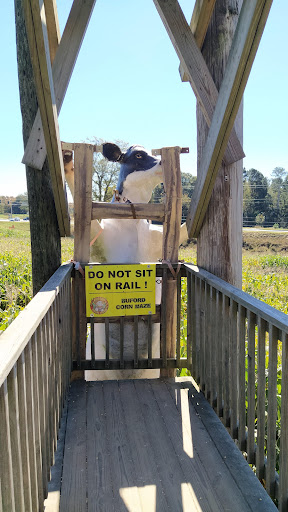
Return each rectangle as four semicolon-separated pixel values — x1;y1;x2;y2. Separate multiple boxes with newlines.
160;147;182;377
197;0;243;288
15;0;61;295
72;144;93;379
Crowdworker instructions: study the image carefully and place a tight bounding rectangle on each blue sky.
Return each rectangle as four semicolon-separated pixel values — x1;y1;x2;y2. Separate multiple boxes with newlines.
1;0;287;197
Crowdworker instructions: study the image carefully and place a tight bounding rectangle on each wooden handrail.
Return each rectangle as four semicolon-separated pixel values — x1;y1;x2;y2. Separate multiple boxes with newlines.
185;263;288;333
185;262;288;506
0;263;73;511
0;263;73;388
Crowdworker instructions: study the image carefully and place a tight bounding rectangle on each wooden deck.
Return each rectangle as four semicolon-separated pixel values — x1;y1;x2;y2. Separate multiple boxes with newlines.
45;377;277;512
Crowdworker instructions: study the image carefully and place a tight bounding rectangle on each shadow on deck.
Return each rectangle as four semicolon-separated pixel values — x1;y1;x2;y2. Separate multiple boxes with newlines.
45;377;276;512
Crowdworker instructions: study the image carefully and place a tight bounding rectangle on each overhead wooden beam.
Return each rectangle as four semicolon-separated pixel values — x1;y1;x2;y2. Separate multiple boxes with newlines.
43;0;60;63
153;0;244;166
23;0;96;170
23;0;70;236
186;0;273;239
179;0;216;82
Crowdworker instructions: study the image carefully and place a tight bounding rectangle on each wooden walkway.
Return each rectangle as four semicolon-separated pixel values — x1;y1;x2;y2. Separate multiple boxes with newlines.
45;378;277;512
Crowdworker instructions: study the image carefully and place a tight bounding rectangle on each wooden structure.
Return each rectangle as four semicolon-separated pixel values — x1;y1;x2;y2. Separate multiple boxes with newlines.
65;142;184;379
2;0;287;511
1;262;287;510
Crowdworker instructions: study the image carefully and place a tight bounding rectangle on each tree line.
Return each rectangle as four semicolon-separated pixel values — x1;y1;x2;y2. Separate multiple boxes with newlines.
7;135;286;230
243;167;288;228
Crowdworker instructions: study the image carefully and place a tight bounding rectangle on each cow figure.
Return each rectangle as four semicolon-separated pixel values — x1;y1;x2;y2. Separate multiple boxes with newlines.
64;142;187;380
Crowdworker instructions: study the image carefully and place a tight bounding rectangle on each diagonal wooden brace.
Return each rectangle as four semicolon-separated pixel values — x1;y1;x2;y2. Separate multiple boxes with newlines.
22;0;96;171
153;0;245;166
23;0;70;236
186;0;273;239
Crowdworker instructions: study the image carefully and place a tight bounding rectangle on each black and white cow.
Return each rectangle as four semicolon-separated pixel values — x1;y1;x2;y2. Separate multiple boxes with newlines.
64;142;187;379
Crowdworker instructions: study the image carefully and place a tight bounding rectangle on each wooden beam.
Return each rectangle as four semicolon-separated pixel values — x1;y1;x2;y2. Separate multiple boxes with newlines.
73;144;94;372
92;202;165;222
179;0;216;82
23;0;70;236
186;0;273;239
160;147;182;378
23;0;96;170
43;0;60;63
153;0;244;166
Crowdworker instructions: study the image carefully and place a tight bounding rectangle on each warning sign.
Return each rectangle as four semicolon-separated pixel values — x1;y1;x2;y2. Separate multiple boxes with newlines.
85;264;156;317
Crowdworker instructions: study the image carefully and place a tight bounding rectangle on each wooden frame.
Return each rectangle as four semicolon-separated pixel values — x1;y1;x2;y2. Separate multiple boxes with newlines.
70;143;183;377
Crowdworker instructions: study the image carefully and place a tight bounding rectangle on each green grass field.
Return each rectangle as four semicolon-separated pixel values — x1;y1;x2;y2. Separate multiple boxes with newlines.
0;221;73;330
1;222;288;330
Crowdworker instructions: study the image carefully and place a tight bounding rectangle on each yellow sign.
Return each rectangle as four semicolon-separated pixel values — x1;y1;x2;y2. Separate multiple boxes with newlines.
85;264;156;317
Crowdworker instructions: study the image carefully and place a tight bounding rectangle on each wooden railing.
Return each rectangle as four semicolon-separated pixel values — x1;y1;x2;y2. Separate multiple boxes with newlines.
0;263;73;512
185;263;288;511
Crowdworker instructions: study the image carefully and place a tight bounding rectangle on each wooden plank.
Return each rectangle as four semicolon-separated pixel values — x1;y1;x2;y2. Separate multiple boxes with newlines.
102;381;142;511
118;381;169;511
134;379;199;510
73;144;93;371
24;343;40;511
279;331;288;512
60;381;87;511
230;300;238;438
150;379;223;511
74;143;93;263
160;147;182;377
22;0;70;236
23;0;96;170
31;332;47;502
0;381;16;512
44;402;68;512
186;270;193;373
36;323;49;488
266;324;278;498
238;305;247;451
209;286;217;406
7;367;25;512
256;317;267;480
17;353;33;511
222;294;230;427
165;377;259;511
186;0;273;238
86;382;115;511
153;0;244;166
179;0;217;81
215;290;223;417
247;311;256;464
179;377;277;511
44;0;60;63
92;201;165;222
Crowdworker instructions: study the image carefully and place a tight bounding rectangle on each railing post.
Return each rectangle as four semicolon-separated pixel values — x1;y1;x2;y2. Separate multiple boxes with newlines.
159;146;182;377
72;143;94;379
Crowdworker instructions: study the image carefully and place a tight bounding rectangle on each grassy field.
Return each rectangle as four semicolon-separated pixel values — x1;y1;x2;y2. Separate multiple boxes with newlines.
0;221;73;330
1;222;288;330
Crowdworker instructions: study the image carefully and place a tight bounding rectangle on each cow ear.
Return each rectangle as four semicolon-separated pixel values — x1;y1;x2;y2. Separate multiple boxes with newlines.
102;143;123;162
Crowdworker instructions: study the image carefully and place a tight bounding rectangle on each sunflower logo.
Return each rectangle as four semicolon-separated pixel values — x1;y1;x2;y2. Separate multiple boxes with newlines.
90;297;109;315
